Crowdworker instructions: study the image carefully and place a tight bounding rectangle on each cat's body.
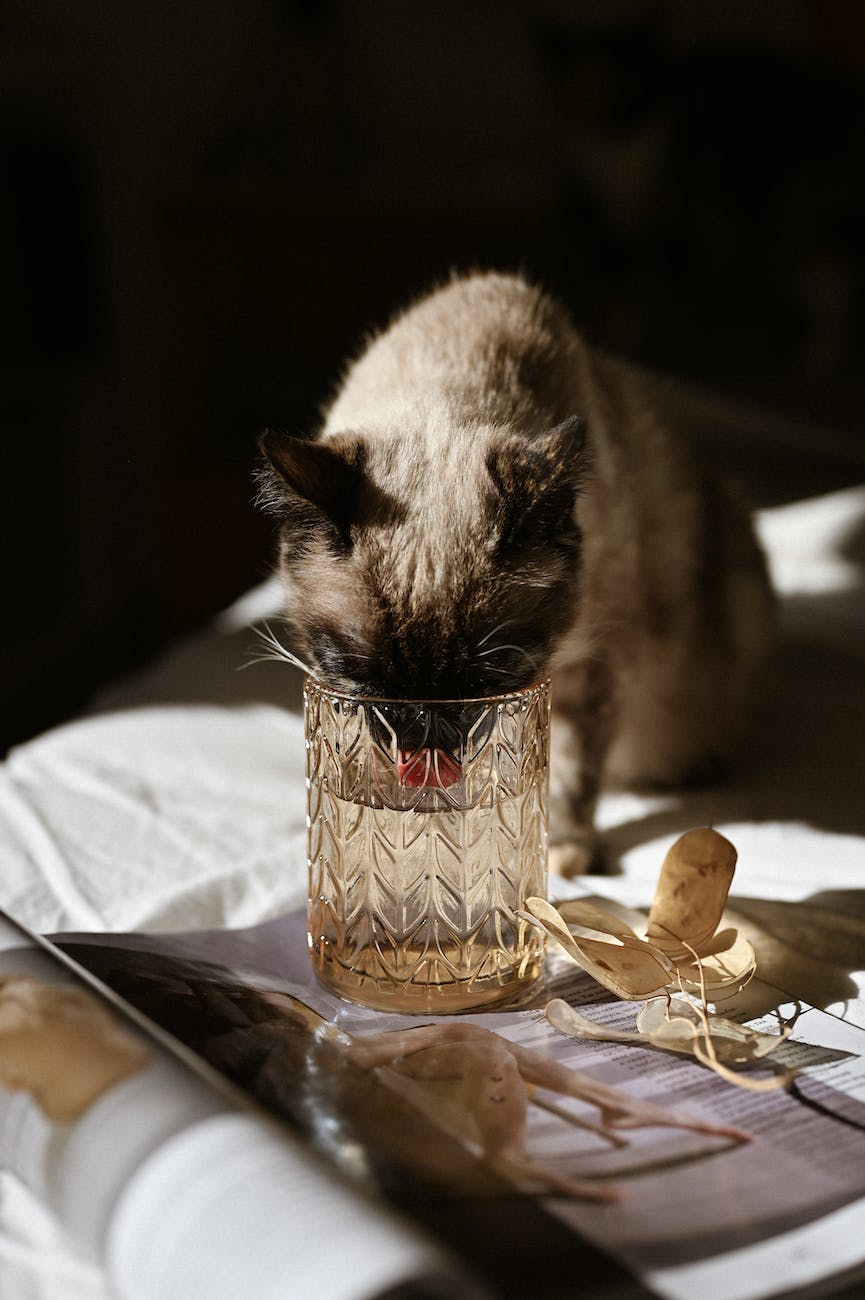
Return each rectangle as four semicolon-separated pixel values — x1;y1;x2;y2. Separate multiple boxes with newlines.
258;272;773;872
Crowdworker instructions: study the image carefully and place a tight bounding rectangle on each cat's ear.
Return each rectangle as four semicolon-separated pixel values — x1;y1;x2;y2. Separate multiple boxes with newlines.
256;430;366;545
486;415;589;508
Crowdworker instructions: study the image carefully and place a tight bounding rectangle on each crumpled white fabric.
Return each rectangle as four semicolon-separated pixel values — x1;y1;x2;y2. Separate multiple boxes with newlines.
0;701;308;935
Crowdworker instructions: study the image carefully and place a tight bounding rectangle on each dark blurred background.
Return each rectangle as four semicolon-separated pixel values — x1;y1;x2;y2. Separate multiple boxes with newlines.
3;0;865;753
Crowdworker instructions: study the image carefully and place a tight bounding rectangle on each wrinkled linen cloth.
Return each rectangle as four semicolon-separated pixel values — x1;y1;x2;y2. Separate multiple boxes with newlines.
0;475;863;1298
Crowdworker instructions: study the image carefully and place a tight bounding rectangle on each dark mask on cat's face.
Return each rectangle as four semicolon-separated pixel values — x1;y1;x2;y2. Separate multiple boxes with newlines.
256;416;588;699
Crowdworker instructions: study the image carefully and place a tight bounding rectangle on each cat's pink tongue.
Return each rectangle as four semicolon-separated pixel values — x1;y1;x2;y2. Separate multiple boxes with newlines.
397;748;462;789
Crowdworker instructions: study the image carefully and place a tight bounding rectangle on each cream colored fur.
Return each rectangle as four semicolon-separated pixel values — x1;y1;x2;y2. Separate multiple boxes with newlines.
265;272;774;873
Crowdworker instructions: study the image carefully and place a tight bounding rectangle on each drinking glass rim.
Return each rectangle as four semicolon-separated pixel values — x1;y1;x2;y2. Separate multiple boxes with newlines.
303;675;552;708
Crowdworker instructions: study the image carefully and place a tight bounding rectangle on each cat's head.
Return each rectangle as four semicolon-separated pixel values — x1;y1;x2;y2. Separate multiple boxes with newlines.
256;415;589;699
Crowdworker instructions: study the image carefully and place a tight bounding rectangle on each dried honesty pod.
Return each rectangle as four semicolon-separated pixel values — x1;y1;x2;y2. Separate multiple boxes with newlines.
526;827;757;1004
327;1020;749;1202
546;997;795;1094
526;828;792;1090
525;896;674;1000
648;827;737;956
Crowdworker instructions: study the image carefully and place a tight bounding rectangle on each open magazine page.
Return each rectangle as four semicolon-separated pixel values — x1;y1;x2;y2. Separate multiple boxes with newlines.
56;903;865;1300
0;910;484;1300
54;920;648;1300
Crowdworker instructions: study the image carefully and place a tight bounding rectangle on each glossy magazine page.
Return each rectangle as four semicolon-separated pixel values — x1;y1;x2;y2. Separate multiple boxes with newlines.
55;898;865;1300
0;909;483;1300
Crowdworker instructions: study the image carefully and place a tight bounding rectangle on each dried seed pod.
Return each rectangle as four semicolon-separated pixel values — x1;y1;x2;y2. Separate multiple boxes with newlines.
556;899;647;945
525;897;673;1000
535;829;795;1095
647;827;738;959
546;999;645;1045
674;929;757;998
546;996;792;1093
637;998;790;1064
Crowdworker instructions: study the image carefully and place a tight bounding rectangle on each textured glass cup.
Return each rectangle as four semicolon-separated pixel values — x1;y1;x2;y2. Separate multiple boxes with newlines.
305;678;550;1012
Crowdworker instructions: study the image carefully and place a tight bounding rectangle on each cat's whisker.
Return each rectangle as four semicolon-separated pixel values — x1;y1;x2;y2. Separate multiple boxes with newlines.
246;623;313;675
475;619;516;649
239;653;294;672
476;643;540;672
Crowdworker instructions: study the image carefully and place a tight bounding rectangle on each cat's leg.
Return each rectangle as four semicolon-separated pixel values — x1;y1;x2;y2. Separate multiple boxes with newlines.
548;657;617;876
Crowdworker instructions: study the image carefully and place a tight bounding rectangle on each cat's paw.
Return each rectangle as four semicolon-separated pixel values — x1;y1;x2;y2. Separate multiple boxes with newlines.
548;835;606;877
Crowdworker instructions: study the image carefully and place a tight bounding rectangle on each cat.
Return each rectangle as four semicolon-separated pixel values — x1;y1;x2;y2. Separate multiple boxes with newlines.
256;271;773;873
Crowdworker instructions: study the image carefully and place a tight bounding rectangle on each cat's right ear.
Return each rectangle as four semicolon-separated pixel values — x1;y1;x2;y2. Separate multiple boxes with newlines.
256;430;365;547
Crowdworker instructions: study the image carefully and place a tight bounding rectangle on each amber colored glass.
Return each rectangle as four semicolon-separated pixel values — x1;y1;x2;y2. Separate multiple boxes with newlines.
305;678;550;1012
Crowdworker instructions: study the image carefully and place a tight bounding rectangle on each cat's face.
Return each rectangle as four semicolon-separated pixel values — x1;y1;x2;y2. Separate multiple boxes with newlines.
257;417;588;699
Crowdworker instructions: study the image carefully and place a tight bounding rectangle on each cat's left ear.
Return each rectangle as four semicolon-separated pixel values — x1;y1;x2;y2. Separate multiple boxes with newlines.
256;430;366;545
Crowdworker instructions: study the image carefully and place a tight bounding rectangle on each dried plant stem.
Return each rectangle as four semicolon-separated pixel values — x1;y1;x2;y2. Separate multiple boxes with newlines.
674;937;796;1094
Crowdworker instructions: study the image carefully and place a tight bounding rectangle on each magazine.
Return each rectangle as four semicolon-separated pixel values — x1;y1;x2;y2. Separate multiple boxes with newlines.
0;909;488;1300
2;893;865;1300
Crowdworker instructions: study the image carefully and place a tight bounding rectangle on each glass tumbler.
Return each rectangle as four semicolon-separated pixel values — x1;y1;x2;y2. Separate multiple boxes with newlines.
305;678;550;1012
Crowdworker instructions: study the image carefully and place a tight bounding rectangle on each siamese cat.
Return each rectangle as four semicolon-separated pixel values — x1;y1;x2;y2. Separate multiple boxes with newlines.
257;272;773;873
